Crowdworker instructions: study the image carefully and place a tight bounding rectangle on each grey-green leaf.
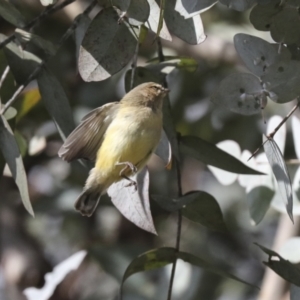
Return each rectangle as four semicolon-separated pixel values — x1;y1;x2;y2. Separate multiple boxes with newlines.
263;136;293;222
180;0;217;14
0;115;34;216
211;73;263;115
121;247;257;294
0;0;26;27
180;135;263;174
256;243;300;286
182;191;227;232
246;186;274;225
107;168;157;234
78;8;137;82
261;60;300;103
234;34;288;77
37;68;75;140
154;130;171;167
291;284;300;300
164;0;206;45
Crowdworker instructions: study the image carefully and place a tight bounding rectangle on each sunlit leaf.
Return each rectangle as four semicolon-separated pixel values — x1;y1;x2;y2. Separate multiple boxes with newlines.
292;116;300;159
0;115;34;216
211;73;263;115
78;8;137;82
37;67;75;140
182;191;227;232
246;186;274;225
145;0;172;41
16;89;41;122
256;243;300;286
40;0;58;6
23;251;87;300
180;135;263;174
279;238;300;264
121;247;257;295
165;0;206;45
74;14;91;62
4;106;17;121
0;0;26;27
176;0;217;18
15;29;57;56
263;136;293;222
0;34;42;85
107;168;157;234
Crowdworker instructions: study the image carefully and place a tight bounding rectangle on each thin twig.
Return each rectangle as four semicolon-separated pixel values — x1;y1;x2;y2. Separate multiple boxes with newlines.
157;37;165;63
0;66;10;90
0;0;76;50
130;33;141;90
167;158;183;300
0;0;97;116
248;98;300;161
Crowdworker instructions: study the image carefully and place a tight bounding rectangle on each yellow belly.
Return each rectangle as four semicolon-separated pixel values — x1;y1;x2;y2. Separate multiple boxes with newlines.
95;106;162;184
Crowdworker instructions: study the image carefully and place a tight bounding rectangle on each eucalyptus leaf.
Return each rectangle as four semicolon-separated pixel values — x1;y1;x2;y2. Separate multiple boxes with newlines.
0;34;42;85
4;107;17;121
121;247;257;294
291;284;300;300
165;0;206;45
263;136;293;222
145;0;172;41
154;130;172;167
0;115;34;216
147;56;198;72
180;135;263;174
177;0;217;17
234;34;289;77
211;73;263;115
182;191;227;232
78;8;137;82
40;0;58;5
261;60;300;103
0;0;26;27
37;67;75;140
256;243;300;286
107;168;157;235
246;186;274;225
219;0;256;11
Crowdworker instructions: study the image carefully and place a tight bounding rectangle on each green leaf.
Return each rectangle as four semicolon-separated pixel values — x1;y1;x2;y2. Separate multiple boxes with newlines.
4;107;17;121
154;130;171;167
0;115;34;216
37;67;75;140
121;247;257;294
180;135;263;174
182;191;227;232
147;56;198;72
256;243;300;286
78;8;137;82
263;136;293;222
246;186;274;225
0;0;26;27
164;0;206;45
107;168;157;234
14;130;27;157
211;73;263;115
178;0;217;16
0;34;42;85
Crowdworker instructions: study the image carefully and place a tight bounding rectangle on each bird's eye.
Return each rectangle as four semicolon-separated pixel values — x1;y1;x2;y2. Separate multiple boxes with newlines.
152;85;160;90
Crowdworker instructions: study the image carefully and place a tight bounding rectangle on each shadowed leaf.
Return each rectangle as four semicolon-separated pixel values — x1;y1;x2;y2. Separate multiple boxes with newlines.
263;136;293;222
180;135;263;174
107;168;157;234
177;0;217;17
154;130;172;167
0;115;34;216
291;284;300;300
182;191;227;232
0;0;26;27
78;8;137;82
37;67;75;141
256;243;300;286
219;0;256;11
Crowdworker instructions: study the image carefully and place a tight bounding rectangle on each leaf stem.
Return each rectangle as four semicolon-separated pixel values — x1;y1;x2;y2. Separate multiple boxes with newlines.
130;32;141;90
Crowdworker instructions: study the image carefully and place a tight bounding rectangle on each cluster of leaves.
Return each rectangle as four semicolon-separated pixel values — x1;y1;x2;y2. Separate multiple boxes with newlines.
1;0;300;299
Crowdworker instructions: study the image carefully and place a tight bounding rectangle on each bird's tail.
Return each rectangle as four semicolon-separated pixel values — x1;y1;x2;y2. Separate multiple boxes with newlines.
74;188;102;217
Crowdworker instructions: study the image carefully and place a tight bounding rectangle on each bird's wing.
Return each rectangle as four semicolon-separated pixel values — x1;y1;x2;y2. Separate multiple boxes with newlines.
58;102;119;162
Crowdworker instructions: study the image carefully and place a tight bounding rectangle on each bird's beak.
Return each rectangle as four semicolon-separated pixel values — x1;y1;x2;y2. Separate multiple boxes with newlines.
162;87;170;94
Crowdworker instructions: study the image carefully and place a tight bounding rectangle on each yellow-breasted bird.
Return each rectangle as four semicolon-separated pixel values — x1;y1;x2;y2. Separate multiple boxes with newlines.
58;82;169;217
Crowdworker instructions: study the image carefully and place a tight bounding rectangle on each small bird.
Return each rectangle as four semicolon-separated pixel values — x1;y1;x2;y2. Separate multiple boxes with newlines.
58;82;169;217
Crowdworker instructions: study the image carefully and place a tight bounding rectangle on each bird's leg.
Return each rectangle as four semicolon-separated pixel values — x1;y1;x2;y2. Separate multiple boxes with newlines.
115;161;138;190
